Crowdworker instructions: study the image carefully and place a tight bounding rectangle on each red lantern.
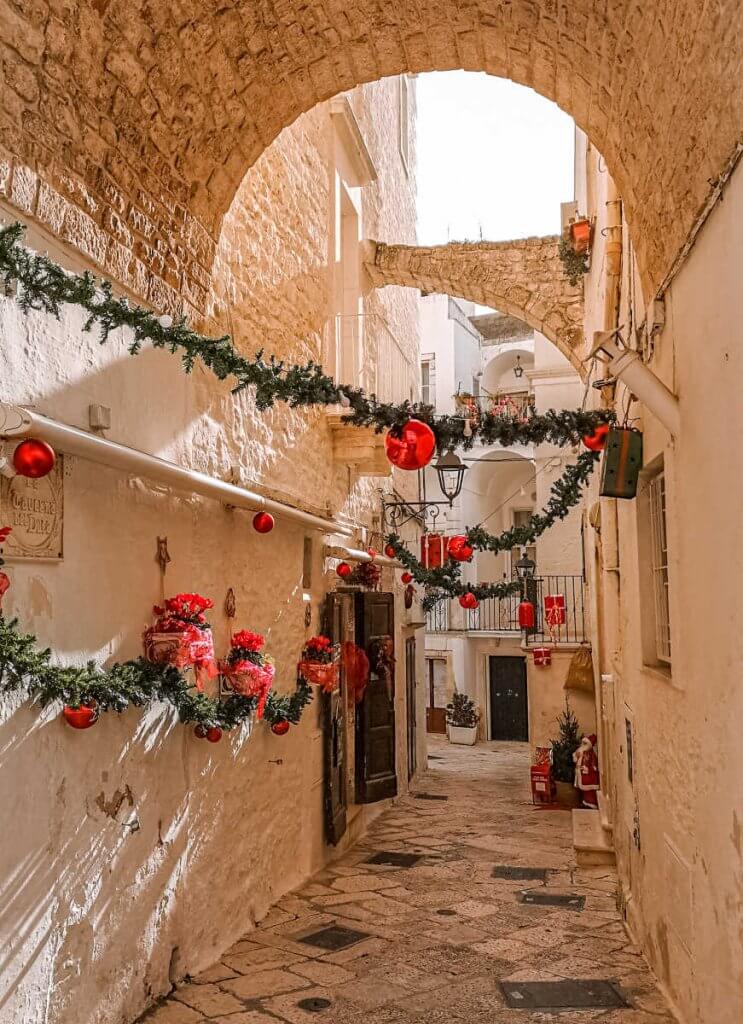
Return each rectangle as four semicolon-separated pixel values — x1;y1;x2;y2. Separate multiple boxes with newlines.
206;726;223;743
336;561;352;579
13;439;56;478
252;511;275;533
532;646;552;666
447;535;474;562
63;701;98;729
271;719;290;736
582;423;610;452
401;571;413;584
384;419;436;471
518;600;535;629
384;544;396;558
459;592;478;609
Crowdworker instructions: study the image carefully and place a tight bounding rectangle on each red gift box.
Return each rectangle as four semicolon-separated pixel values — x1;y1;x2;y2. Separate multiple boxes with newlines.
420;533;447;568
544;594;566;627
532;646;552;666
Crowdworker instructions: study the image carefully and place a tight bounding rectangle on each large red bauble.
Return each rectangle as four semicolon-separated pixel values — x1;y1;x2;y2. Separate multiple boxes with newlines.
447;535;474;562
63;702;98;729
459;592;478;609
13;438;56;478
401;571;413;584
582;423;610;451
384;544;396;559
194;724;208;739
336;561;352;578
206;726;223;743
384;419;436;471
271;719;290;736
518;600;535;629
252;511;275;533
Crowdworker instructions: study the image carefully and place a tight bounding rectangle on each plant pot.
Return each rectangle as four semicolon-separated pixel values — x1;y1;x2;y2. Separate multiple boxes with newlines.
554;780;581;808
569;218;592;253
448;725;478;746
63;701;99;730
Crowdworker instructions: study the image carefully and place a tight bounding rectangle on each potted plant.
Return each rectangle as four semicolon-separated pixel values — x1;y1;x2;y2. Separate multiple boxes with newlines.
219;630;275;719
298;635;339;693
550;701;582;808
446;691;480;746
143;592;217;688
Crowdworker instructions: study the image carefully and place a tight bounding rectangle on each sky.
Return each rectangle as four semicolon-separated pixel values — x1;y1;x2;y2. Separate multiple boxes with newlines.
416;72;575;246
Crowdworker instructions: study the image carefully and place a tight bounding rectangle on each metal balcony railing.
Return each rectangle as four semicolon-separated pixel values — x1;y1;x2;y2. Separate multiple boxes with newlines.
332;313;417;405
454;390;536;421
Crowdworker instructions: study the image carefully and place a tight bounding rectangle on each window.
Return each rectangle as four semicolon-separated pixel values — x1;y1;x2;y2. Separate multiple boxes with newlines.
421;357;435;406
398;76;411;175
648;470;671;662
471;376;481;400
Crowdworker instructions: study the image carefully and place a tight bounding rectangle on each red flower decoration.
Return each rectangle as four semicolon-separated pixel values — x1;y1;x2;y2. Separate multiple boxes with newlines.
231;630;265;652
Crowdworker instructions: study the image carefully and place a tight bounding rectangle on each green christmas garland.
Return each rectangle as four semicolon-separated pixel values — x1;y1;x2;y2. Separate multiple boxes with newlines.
0;614;313;733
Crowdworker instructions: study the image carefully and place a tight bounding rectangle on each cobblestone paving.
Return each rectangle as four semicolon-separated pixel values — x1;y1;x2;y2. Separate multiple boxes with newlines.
141;738;676;1024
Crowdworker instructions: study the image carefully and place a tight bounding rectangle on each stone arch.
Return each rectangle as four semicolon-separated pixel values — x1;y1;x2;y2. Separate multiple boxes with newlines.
0;1;739;308
367;237;585;374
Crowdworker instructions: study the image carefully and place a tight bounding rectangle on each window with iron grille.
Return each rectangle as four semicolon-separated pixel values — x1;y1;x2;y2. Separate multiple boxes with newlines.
647;470;671;663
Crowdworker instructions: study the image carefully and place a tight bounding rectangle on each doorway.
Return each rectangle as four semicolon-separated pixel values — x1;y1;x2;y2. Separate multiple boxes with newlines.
405;637;417;780
489;656;528;741
426;656;448;734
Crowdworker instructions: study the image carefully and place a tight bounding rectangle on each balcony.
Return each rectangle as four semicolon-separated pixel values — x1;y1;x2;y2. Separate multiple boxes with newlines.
426;574;588;644
454;390;536;422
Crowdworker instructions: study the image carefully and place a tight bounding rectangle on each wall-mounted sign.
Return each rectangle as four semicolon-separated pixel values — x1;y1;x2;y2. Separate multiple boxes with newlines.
0;455;64;559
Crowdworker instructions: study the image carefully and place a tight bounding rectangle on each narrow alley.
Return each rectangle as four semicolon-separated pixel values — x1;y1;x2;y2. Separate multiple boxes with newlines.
143;740;675;1024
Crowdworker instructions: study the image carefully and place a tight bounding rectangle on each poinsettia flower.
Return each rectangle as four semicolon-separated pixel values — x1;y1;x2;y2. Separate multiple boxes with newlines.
231;630;265;652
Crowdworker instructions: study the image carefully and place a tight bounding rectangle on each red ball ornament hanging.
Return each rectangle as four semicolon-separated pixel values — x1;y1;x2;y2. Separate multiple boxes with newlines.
384;544;396;559
62;701;98;730
459;592;478;609
401;571;413;584
194;724;208;739
518;600;535;629
271;719;290;736
384;419;436;471
447;535;474;562
582;423;610;452
206;726;223;743
336;561;352;579
13;438;56;478
252;511;275;533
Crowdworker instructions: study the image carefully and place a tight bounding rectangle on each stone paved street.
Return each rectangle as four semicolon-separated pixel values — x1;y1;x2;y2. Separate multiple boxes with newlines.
141;739;676;1024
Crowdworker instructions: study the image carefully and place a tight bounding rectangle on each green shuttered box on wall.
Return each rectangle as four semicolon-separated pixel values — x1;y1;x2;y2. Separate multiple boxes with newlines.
599;428;643;499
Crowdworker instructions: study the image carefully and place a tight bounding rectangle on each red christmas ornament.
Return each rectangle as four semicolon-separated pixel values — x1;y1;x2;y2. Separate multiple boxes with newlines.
13;438;56;478
252;511;275;533
447;535;474;562
206;726;223;743
401;571;413;584
367;547;377;559
271;720;290;736
384;419;436;471
194;724;208;739
582;423;610;452
518;600;535;629
63;702;98;730
336;561;352;578
384;544;396;558
459;592;478;609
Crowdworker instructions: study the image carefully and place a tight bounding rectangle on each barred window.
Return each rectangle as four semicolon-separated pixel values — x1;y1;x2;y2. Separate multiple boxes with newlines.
647;470;671;663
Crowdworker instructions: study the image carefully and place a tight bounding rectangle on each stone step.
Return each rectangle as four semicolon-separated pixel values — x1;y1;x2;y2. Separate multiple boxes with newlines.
572;807;616;867
597;790;613;834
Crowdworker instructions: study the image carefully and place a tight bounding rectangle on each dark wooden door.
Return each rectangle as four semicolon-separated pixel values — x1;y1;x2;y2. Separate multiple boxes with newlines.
426;658;448;734
489;656;528;741
405;637;417;780
355;592;397;804
323;593;347;844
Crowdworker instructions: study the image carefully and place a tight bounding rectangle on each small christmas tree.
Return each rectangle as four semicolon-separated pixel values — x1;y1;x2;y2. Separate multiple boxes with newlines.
550;700;582;782
446;691;480;729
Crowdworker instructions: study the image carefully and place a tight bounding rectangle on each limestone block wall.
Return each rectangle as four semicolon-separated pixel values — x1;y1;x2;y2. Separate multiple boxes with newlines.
0;79;419;1024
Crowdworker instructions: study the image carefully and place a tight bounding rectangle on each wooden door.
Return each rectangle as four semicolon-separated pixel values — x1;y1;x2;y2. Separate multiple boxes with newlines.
355;592;397;804
426;657;448;734
489;656;528;741
323;593;347;844
405;637;417;780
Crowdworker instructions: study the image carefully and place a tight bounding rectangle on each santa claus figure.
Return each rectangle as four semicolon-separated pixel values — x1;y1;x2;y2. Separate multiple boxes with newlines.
573;733;600;808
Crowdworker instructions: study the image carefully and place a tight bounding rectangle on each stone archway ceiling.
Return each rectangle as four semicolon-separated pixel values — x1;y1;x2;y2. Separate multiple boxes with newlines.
367;237;585;372
0;1;740;312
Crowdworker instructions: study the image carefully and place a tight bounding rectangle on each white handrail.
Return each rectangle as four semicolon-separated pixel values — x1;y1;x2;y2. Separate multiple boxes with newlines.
0;403;354;536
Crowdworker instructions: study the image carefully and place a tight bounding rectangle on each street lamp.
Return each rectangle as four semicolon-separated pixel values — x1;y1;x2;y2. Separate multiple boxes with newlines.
434;450;468;505
515;550;536;581
514;354;524;379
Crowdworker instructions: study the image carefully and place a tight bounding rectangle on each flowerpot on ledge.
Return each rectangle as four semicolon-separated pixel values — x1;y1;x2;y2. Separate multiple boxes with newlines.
569;217;592;254
449;724;478;746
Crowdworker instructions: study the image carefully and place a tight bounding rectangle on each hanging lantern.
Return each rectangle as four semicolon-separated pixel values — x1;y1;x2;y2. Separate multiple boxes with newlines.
532;646;552;667
62;702;98;729
336;561;352;579
13;438;56;478
582;423;610;452
459;592;478;609
384;419;436;471
271;720;290;735
599;427;643;499
401;571;413;584
433;450;468;504
384;543;396;558
518;600;535;629
252;511;275;533
447;535;474;562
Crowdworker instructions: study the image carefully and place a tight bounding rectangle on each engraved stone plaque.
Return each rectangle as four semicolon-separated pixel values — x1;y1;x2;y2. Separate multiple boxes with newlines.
0;455;64;559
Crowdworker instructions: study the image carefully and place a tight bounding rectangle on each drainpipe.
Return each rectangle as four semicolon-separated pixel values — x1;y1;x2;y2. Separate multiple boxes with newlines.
323;544;402;569
592;331;682;438
0;403;354;537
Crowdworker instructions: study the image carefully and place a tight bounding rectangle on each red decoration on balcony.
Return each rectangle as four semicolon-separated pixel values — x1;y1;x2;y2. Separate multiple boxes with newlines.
401;571;413;584
518;600;535;628
447;535;474;562
12;438;56;478
252;511;274;533
569;217;592;253
544;594;566;627
336;561;352;578
271;720;290;735
459;592;478;609
420;533;446;568
384;419;436;471
532;646;552;666
384;544;396;558
582;423;610;451
62;702;98;729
